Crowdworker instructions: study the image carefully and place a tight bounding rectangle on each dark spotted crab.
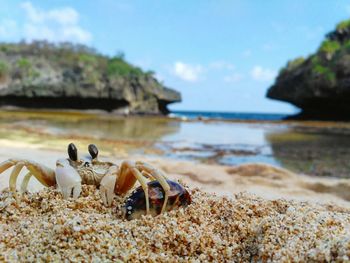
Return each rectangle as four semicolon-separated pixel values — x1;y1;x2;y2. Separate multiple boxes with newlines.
0;143;191;219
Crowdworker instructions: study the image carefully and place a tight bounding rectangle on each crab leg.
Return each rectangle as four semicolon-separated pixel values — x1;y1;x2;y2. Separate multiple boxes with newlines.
0;159;56;195
0;159;16;174
114;161;137;194
115;161;150;214
25;161;56;187
20;172;32;193
141;170;155;180
135;161;171;214
9;163;24;200
129;167;150;215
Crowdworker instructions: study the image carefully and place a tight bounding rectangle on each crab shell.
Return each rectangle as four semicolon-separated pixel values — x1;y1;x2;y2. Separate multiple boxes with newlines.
122;180;191;220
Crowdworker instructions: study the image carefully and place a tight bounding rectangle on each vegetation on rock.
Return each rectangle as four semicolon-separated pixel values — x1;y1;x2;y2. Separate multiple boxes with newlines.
0;41;153;84
0;61;8;81
0;41;180;114
267;19;350;120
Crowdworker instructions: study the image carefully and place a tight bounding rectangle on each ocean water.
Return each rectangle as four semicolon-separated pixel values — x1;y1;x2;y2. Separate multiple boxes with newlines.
170;110;288;121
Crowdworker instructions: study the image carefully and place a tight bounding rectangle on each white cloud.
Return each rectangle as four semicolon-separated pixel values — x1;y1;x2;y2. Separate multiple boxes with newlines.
173;61;203;82
251;66;277;82
62;26;91;42
20;1;91;43
224;73;243;83
170;60;244;84
21;2;79;25
45;8;79;25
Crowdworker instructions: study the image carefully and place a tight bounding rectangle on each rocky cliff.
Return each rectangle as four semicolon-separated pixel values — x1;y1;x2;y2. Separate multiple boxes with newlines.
0;41;181;114
267;20;350;120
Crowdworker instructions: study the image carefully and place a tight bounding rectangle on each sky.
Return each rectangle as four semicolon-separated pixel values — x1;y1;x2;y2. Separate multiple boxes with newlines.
0;1;350;113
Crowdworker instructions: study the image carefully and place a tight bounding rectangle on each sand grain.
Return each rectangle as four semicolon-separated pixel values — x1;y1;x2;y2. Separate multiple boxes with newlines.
0;186;350;262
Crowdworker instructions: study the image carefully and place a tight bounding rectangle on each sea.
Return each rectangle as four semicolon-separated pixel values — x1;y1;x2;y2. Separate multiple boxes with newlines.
170;110;288;121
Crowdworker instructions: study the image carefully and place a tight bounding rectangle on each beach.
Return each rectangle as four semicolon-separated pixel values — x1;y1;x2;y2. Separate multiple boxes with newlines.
1;185;350;261
1;111;350;261
2;2;350;261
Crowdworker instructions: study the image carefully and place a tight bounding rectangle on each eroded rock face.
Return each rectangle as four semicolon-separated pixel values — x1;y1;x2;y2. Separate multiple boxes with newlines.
267;20;350;120
0;42;181;114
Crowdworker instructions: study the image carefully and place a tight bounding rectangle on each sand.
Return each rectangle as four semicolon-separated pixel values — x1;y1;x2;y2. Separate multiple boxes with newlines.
1;144;350;208
1;144;350;261
0;186;350;262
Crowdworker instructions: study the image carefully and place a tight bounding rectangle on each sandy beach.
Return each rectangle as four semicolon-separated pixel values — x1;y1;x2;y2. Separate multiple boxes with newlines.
1;114;350;261
1;143;350;261
1;185;350;261
2;2;350;260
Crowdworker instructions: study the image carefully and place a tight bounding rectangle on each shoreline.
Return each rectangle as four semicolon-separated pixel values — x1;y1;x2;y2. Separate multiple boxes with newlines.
3;107;350;128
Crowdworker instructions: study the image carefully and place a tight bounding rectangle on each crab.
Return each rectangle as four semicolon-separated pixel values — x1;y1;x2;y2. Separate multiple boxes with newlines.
0;143;191;219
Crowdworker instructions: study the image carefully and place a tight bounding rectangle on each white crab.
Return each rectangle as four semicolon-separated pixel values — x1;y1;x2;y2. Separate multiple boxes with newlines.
0;143;172;215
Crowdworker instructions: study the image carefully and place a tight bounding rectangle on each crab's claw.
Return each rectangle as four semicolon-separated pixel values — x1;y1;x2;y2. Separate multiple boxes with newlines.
55;158;82;199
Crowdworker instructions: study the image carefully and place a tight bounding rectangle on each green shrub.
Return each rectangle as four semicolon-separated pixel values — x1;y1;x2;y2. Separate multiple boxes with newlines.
107;57;143;77
0;61;8;78
146;70;155;76
17;58;32;70
313;64;328;75
344;40;350;51
85;70;100;85
326;71;336;83
16;58;40;80
0;44;19;54
319;40;341;55
0;42;159;84
313;64;336;83
336;20;350;31
279;58;304;75
311;56;321;66
30;70;40;79
287;57;305;70
79;53;97;65
0;45;8;53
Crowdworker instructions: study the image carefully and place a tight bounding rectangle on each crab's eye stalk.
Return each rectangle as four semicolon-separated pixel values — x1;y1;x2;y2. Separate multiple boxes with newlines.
88;144;98;159
68;143;78;161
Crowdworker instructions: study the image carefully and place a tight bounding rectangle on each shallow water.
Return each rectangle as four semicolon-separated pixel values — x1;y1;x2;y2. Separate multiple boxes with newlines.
1;110;350;178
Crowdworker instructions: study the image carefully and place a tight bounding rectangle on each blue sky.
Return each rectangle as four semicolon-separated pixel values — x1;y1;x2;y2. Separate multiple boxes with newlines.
0;1;350;113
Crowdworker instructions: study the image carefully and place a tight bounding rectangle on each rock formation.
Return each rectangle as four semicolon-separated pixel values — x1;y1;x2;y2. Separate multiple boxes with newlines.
267;20;350;120
0;41;181;114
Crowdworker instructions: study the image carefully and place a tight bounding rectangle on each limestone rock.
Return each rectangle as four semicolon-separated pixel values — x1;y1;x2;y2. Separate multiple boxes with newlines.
267;20;350;120
0;42;181;114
